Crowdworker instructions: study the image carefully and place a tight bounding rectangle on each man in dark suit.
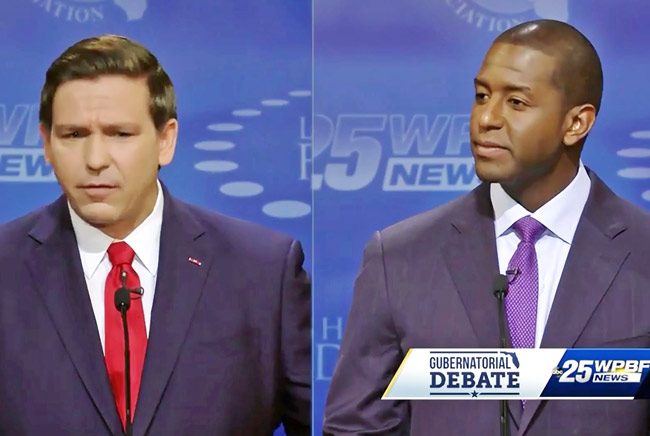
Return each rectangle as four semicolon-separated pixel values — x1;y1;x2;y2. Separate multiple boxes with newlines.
0;35;310;435
324;20;650;435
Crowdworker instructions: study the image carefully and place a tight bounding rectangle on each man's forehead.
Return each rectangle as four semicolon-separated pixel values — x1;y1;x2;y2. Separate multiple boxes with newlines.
477;42;560;84
51;75;151;123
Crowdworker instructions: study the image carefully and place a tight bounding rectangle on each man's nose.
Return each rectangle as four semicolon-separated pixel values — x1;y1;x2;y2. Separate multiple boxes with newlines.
84;134;111;172
477;99;504;131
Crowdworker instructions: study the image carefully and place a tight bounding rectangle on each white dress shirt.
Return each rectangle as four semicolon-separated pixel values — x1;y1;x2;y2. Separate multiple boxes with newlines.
68;181;164;353
491;163;591;347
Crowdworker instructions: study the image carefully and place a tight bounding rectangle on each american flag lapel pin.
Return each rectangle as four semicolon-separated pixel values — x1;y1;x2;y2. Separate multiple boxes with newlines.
187;256;202;267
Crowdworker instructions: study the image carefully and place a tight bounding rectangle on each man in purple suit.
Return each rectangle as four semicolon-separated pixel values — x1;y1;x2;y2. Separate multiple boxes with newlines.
324;20;650;435
0;35;310;435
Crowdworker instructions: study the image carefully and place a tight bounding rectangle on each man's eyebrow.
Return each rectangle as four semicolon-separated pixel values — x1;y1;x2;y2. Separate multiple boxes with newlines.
52;124;88;133
102;123;141;130
474;78;533;94
53;122;140;131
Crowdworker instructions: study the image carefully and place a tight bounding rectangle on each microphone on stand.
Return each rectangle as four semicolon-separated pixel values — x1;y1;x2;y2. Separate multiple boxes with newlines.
492;274;517;436
493;274;509;349
114;270;143;436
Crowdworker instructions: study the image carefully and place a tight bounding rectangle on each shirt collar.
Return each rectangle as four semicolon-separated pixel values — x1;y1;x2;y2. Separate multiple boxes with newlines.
68;180;165;279
490;163;591;244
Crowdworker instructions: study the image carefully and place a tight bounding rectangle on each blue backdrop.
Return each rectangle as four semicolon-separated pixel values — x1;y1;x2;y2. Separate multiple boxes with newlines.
4;1;650;434
0;1;310;435
313;0;650;432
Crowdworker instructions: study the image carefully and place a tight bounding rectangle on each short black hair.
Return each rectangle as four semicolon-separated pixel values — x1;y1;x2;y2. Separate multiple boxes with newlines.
494;20;603;114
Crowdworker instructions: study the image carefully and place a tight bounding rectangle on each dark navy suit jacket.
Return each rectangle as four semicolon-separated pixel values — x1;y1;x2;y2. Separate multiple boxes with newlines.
0;187;311;435
324;171;650;436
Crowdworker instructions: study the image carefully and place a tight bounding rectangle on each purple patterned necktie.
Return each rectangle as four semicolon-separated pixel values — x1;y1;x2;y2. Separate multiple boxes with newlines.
505;216;546;349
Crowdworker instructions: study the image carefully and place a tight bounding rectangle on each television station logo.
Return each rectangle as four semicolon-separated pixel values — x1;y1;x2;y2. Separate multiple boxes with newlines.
0;103;53;183
313;113;479;192
551;359;648;384
445;0;570;32
542;350;650;398
33;0;147;23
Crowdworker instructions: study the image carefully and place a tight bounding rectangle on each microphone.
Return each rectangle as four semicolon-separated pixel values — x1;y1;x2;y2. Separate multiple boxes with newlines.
492;274;508;349
114;288;131;311
506;267;521;283
493;274;512;436
114;270;137;436
116;271;144;302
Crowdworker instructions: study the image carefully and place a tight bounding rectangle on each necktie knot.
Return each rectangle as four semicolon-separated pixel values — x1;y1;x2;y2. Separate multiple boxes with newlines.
512;216;545;243
107;241;135;267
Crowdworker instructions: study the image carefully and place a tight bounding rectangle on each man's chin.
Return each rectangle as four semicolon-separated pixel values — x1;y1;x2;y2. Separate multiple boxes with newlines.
475;168;504;184
74;203;119;228
473;161;514;185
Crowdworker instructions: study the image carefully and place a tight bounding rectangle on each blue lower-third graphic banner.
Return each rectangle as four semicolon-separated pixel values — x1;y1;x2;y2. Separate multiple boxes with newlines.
382;349;650;400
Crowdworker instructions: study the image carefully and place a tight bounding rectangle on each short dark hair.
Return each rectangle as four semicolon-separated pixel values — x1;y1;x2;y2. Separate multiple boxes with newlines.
40;34;176;131
494;20;603;114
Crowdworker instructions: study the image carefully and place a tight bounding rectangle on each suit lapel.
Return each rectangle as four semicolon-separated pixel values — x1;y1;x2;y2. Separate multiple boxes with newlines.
519;173;630;435
443;186;525;428
133;191;211;435
26;197;123;435
443;184;502;348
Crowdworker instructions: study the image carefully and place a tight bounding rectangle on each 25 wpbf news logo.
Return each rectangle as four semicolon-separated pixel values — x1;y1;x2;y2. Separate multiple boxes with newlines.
312;113;480;192
553;359;650;384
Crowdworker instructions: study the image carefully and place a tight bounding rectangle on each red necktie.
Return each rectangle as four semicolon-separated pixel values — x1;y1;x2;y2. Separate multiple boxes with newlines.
104;242;147;429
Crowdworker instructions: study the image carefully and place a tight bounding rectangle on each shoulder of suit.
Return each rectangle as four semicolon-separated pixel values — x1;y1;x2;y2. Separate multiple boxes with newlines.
0;203;51;243
167;195;296;251
0;201;57;264
607;194;650;236
586;172;650;236
377;184;487;249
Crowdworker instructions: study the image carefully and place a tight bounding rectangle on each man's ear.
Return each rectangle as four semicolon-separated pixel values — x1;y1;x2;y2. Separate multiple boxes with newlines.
39;123;52;163
562;104;596;147
157;118;178;167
